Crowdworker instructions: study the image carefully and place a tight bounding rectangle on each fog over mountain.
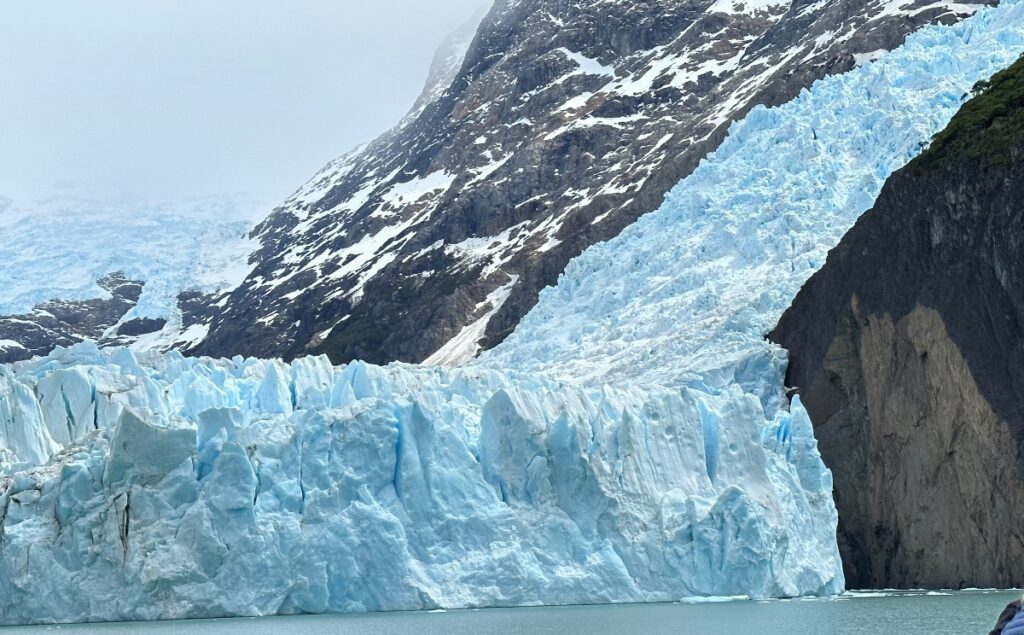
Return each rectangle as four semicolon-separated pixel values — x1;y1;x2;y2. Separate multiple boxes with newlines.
0;1;487;206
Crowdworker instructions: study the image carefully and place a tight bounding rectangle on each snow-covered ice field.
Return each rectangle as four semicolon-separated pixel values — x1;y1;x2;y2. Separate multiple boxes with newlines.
0;196;259;319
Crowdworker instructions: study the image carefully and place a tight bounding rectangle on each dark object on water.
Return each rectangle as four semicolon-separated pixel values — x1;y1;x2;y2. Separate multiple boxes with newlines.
991;599;1023;635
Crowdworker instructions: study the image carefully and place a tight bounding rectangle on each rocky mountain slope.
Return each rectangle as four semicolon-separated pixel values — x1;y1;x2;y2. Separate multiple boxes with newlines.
189;0;995;366
771;53;1024;589
0;273;146;362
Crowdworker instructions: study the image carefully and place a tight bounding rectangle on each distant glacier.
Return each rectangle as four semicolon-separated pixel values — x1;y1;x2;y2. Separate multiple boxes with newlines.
4;0;1024;624
0;196;258;319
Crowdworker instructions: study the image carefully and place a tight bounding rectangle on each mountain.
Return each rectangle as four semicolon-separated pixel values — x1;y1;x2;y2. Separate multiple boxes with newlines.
482;3;1024;391
408;4;491;122
0;0;995;366
4;2;1024;623
771;51;1024;588
189;0;994;366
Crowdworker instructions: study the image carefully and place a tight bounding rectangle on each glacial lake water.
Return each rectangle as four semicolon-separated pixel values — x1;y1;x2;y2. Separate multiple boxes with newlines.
4;590;1017;634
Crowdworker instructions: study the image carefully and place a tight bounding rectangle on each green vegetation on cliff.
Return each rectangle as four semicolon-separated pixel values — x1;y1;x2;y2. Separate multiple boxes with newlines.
922;53;1024;167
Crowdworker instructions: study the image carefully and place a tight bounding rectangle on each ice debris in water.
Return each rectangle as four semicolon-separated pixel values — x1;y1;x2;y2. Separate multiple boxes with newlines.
4;0;1024;623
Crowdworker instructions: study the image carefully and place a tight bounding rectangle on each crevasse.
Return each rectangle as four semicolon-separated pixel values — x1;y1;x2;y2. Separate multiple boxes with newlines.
3;0;1024;624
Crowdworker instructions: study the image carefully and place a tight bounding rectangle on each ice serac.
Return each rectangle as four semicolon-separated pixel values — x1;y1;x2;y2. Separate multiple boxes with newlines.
190;0;993;366
0;343;841;624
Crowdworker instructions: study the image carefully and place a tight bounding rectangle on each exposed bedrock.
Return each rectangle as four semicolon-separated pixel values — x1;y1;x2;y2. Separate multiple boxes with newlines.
190;0;994;366
0;273;144;364
772;56;1024;588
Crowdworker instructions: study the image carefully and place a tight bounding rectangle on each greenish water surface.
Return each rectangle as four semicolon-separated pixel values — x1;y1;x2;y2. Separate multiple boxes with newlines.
3;590;1017;634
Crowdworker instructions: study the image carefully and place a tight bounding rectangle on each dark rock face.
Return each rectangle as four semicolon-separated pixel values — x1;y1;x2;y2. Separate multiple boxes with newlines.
0;273;144;363
771;56;1024;589
116;317;167;337
190;0;992;366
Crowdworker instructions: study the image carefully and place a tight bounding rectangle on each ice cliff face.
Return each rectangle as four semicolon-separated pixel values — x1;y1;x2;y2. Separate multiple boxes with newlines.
0;343;840;623
188;0;992;366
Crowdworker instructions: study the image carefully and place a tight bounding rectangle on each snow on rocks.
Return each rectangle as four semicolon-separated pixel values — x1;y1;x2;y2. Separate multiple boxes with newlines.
484;0;1024;403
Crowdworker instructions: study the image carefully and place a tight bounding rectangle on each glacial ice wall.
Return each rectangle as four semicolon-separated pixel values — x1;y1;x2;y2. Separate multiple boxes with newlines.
0;343;840;624
484;0;1024;402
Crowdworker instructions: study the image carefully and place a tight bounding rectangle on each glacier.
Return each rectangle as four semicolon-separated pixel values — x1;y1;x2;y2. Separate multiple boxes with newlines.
485;0;1024;401
4;0;1024;624
0;196;259;320
0;343;839;623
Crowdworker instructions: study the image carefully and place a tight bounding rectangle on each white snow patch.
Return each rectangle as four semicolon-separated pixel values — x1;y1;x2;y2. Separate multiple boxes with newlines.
854;49;890;65
555;47;615;77
423;275;519;367
707;0;788;14
379;171;457;208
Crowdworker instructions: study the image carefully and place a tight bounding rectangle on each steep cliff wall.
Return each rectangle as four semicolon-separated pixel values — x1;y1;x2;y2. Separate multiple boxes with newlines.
772;54;1024;588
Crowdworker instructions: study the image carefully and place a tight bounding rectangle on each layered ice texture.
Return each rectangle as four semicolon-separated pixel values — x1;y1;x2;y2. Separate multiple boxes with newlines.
4;0;1024;624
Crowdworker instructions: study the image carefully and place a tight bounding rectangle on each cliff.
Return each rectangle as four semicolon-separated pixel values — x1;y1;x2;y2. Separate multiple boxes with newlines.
771;54;1024;589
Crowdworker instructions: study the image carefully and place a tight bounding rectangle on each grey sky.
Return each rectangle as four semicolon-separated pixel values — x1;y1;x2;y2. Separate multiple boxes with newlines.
0;1;487;206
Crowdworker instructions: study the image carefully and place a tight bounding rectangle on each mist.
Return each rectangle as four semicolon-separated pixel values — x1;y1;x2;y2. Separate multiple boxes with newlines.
0;1;488;207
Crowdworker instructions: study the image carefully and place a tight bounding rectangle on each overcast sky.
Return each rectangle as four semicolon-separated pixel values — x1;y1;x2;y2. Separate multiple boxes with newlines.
0;1;487;206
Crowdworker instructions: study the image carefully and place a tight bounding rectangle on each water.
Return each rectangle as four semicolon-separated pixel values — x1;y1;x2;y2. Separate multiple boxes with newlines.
2;591;1016;634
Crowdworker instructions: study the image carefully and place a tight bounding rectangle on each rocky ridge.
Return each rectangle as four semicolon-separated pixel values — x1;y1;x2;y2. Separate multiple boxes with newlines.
0;273;146;363
189;0;994;366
